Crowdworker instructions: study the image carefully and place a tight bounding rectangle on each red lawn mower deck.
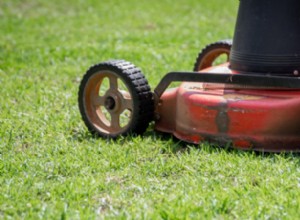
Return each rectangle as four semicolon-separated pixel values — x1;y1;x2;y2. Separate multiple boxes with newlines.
155;63;300;151
78;0;300;152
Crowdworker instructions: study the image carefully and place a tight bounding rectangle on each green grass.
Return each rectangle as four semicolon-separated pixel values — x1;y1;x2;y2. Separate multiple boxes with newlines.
1;0;300;219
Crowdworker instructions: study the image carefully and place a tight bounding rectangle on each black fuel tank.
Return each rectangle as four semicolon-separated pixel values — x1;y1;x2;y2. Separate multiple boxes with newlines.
230;0;300;75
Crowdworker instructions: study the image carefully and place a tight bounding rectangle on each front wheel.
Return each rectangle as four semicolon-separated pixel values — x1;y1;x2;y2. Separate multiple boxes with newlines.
78;60;154;138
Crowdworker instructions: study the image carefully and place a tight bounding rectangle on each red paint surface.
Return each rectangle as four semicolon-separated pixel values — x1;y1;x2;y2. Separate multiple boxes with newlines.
155;64;300;152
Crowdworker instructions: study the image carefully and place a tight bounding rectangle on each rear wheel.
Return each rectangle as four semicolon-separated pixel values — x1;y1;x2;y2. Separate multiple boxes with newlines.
78;60;154;138
193;39;232;71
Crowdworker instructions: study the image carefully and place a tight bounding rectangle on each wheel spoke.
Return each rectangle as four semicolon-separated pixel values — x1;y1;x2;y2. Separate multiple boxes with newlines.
93;96;105;107
119;90;133;111
108;75;118;91
110;112;121;130
95;108;111;130
123;96;133;111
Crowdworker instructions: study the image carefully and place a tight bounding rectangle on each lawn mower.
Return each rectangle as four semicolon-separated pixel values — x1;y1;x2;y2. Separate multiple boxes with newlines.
78;0;300;152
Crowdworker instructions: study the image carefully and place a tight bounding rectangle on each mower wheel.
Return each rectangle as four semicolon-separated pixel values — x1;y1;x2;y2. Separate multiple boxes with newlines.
193;39;232;71
78;60;154;138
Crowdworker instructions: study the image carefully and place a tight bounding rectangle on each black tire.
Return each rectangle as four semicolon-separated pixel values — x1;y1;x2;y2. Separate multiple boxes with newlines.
193;39;232;71
78;60;154;138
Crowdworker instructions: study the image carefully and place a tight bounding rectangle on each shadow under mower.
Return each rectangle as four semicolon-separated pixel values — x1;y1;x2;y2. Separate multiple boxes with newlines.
78;0;300;152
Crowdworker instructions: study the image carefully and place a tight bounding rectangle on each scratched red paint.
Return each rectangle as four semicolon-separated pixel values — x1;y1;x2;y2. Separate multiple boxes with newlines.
155;64;300;152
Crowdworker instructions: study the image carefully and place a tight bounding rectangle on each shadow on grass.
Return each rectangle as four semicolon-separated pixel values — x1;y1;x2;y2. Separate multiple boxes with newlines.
142;129;300;160
71;125;300;160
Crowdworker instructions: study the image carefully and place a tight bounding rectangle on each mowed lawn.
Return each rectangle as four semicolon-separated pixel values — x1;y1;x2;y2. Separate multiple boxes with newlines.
1;0;300;219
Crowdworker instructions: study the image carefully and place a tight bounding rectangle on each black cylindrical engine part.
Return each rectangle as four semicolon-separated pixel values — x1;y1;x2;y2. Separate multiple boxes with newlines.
230;0;300;75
